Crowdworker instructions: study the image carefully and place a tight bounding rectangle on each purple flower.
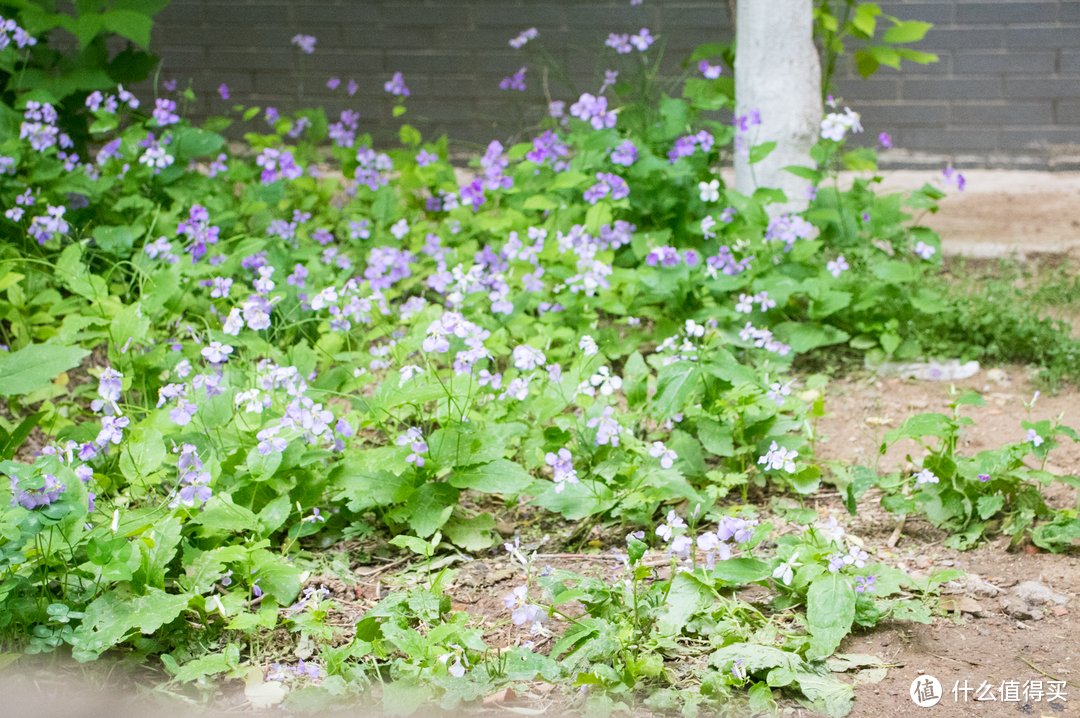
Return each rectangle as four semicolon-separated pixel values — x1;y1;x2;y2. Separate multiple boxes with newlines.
291;34;316;54
416;149;438;167
348;79;358;96
942;164;966;191
152;98;180;126
208;153;228;177
265;107;279;124
10;473;67;510
605;33;632;54
914;241;936;260
327;77;340;89
699;60;722;79
1027;429;1044;447
384;72;409;97
855;575;877;594
500;67;527;91
509;28;538;49
979;473;991;482
914;468;939;485
583;172;629;204
460;178;485;210
630;28;654;51
504;585;542;625
218;84;229;100
526;130;568;167
827;255;849;277
163;79;177;91
599;69;619;93
646;246;680;267
569;93;617;130
879;132;892;148
610;140;637;166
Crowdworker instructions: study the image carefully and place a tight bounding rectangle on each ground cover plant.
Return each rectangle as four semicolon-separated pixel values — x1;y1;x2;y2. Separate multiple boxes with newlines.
1;2;1079;715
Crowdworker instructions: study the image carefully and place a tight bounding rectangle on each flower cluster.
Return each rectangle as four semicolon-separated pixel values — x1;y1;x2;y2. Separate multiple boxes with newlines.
583;172;629;204
177;205;221;261
569;93;617;130
738;323;792;355
500;67;527;91
758;441;798;473
509;27;538;48
668;130;714;162
765;213;815;249
9;473;66;510
820;107;863;141
384;72;409;97
0;15;36;51
171;444;212;509
256;147;303;184
354;145;393;192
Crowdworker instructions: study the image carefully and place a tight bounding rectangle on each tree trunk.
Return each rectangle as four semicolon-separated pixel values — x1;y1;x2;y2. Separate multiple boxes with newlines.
733;0;821;215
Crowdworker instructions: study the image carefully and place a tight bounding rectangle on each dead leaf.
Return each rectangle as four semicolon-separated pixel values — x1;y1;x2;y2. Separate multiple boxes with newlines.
939;596;983;614
484;688;517;706
244;667;287;708
1052;606;1069;617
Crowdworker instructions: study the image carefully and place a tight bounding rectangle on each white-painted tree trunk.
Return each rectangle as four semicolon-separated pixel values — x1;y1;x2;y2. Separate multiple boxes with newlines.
733;0;821;215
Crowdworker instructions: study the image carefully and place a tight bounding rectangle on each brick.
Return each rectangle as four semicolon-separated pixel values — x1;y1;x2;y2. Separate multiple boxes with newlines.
1005;27;1080;48
953;50;1057;74
1002;127;1080;149
902;77;1002;100
1063;2;1080;21
920;27;1006;50
877;2;954;24
1060;101;1080;124
952;101;1053;124
899;127;1001;151
387;52;475;74
1004;77;1080;98
857;102;950;125
208;49;293;71
955;2;1058;23
833;78;902;101
1062;50;1080;72
379;5;472;26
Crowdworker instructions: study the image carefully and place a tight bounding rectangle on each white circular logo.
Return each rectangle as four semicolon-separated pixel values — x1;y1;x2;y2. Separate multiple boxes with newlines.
910;675;942;707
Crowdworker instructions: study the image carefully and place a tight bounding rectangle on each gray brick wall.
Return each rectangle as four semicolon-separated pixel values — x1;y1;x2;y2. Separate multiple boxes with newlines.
146;0;1080;166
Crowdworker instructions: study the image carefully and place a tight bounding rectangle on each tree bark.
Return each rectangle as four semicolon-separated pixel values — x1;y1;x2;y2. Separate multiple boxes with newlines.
733;0;821;215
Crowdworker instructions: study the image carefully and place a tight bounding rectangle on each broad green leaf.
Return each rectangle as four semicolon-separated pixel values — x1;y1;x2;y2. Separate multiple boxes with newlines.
92;225;138;256
0;344;89;396
653;361;700;418
748;141;777;165
405;482;457;537
871;260;915;284
698;417;734;456
711;558;772;586
120;426;165;481
658;572;714;635
807;572;856;658
443;513;498;551
449;459;532;494
883;20;932;44
101;9;153;47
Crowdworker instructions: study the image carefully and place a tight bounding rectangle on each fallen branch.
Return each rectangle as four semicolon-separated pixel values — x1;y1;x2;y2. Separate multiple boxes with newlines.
1015;655;1080;689
887;516;906;548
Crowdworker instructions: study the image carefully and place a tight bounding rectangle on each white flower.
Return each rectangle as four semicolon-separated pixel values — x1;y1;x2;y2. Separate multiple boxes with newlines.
701;216;717;239
579;335;598;356
698;179;720;202
772;551;802;586
655;509;685;541
766;382;792;406
399;364;424;382
512;344;545;371
589;366;622;396
390;218;409;239
648;441;678;469
914;468;938;485
735;294;754;314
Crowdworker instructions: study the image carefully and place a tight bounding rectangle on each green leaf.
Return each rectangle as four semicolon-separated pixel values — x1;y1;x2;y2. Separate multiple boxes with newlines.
748;141;777;165
173;127;226;160
851;3;881;36
0;344;89;396
782;165;821;182
246;446;282;481
449;458;532;494
120;426;165;481
976;494;1004;520
772;322;850;353
252;554;302;604
871;260;915;284
698;418;734;457
883;20;932;44
807;572;856;659
711;558;772;586
101;9;153;48
653;361;700;418
657;571;714;635
131;589;191;633
92;225;138;256
405;483;457;537
443;513;498;551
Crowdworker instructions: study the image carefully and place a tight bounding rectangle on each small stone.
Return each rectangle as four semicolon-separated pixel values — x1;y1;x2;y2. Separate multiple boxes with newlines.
1052;606;1070;617
1014;581;1069;606
914;555;932;570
